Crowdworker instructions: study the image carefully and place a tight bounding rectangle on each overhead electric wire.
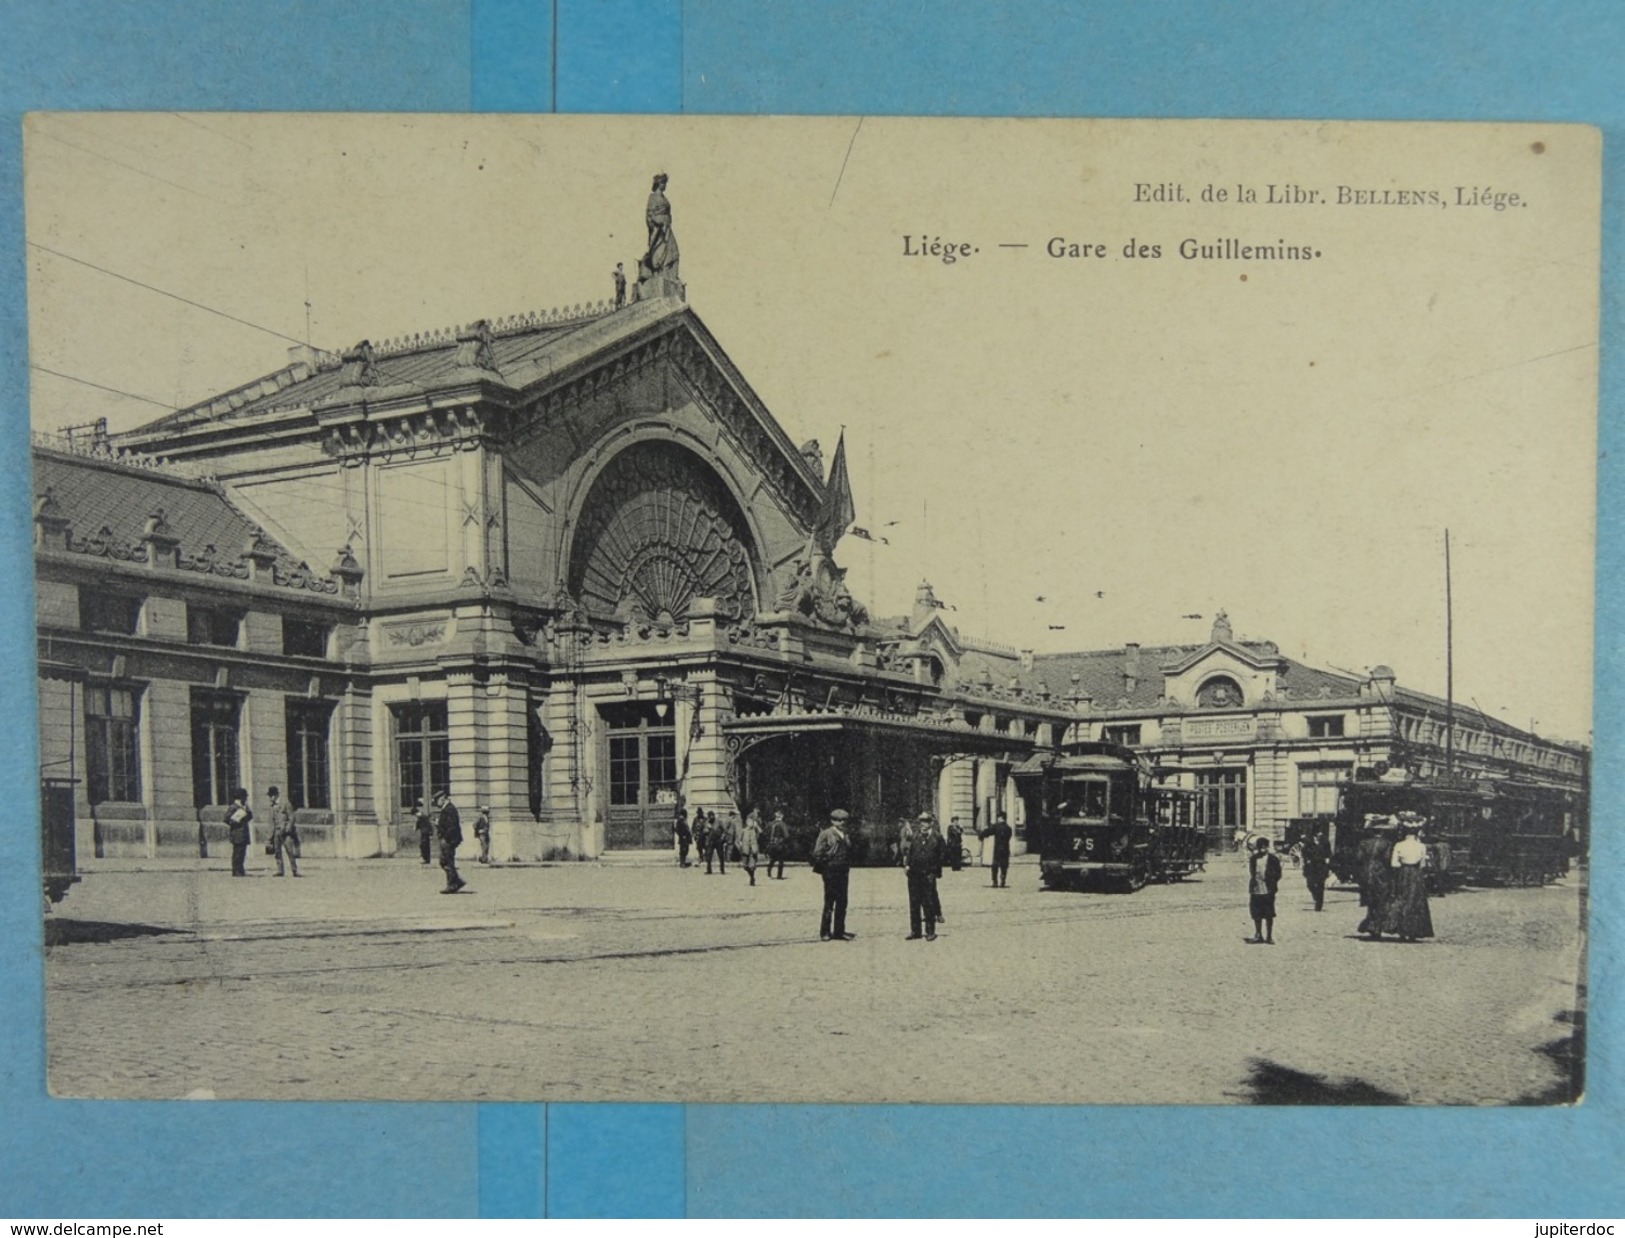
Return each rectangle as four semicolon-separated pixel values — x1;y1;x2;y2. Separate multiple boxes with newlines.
29;241;429;402
30;364;176;410
28;122;225;204
30;242;308;346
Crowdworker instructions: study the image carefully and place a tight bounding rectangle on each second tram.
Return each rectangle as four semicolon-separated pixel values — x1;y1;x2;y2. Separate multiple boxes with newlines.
1014;742;1207;891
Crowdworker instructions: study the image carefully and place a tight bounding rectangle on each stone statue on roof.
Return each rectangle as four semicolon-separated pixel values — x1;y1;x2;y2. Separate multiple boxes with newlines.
638;173;681;289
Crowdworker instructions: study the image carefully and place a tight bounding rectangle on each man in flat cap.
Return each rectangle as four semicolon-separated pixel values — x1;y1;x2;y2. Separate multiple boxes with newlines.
903;811;945;940
811;808;857;941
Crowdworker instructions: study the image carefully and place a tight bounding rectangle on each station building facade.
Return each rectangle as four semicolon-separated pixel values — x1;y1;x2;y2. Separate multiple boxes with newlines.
34;281;1074;864
1028;612;1588;844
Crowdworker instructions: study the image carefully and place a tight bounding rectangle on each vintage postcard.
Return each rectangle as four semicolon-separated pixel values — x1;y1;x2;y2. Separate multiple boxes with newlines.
27;114;1596;1103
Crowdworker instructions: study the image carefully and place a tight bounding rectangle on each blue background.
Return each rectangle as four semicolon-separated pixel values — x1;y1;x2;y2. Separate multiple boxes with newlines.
1;0;1619;1218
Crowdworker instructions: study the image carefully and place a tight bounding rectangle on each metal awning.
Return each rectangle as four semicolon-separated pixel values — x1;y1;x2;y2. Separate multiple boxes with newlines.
722;709;1035;755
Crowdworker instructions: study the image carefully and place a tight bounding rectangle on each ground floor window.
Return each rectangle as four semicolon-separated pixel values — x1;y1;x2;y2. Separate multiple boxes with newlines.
190;689;242;807
393;701;449;811
1297;762;1352;817
601;704;678;849
1194;767;1247;836
85;682;141;803
286;699;334;810
605;709;677;807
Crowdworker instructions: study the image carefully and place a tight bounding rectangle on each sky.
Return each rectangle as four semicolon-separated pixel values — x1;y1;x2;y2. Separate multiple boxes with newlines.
23;114;1601;741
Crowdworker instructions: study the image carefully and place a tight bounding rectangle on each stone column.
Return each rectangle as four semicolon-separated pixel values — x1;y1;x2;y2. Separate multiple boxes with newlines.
975;757;999;864
143;678;196;856
480;672;538;862
334;681;379;857
940;757;978;836
244;691;287;839
678;669;731;813
445;668;481;827
541;676;589;858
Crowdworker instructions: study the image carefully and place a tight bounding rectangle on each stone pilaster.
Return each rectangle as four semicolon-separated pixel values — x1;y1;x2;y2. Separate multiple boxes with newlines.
678;669;731;814
144;678;198;855
480;673;540;862
445;669;482;823
540;679;589;858
334;681;380;857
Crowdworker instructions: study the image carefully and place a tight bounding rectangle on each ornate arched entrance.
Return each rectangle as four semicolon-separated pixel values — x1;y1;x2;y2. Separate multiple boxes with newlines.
568;440;759;625
567;440;761;849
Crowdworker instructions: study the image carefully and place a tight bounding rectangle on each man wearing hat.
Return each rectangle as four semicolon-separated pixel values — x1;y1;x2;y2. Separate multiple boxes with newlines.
811;809;857;941
903;811;946;940
434;789;465;894
1299;822;1331;912
979;814;1014;888
766;810;791;879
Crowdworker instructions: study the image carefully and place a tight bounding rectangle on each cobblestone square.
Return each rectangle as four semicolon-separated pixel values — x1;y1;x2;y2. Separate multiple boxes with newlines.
43;850;1585;1105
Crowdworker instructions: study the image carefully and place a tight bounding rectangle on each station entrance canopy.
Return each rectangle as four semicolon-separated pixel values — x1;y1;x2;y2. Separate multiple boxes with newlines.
721;709;1040;840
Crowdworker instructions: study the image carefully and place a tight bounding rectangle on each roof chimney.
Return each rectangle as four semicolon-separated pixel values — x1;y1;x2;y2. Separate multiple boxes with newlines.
1124;642;1140;693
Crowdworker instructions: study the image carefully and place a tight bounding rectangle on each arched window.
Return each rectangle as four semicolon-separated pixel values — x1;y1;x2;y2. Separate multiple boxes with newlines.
1196;675;1244;709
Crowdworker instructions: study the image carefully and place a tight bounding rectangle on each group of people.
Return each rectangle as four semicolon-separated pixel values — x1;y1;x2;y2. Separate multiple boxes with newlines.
415;797;490;872
807;808;965;942
223;785;301;878
887;815;1013;886
1242;814;1433;944
1354;813;1435;942
673;806;791;884
224;783;488;897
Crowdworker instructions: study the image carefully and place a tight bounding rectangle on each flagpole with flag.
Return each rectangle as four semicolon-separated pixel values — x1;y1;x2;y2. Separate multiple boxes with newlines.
816;428;856;555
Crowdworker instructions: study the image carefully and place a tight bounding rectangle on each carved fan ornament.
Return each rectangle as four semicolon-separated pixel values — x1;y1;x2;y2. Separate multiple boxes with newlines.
568;443;757;625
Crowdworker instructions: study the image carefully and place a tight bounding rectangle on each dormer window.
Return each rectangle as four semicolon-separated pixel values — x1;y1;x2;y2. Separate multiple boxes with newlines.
80;591;143;635
1196;676;1244;709
283;617;331;658
187;604;242;647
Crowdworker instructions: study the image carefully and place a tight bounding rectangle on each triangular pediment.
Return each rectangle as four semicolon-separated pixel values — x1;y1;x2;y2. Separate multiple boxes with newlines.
498;301;827;539
1163;639;1286;677
911;615;963;659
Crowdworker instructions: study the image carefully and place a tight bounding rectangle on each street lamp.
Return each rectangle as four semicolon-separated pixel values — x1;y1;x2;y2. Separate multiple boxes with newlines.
654;673;705;738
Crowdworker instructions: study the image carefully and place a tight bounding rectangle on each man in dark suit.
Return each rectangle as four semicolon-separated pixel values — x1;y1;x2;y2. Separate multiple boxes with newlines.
435;789;465;894
1300;825;1331;911
766;811;791;879
225;787;253;877
811;809;856;941
981;815;1014;887
904;811;945;940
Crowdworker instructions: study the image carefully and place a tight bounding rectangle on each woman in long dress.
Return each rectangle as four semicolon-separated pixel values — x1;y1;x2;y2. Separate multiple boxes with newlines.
1356;818;1395;937
1378;818;1435;942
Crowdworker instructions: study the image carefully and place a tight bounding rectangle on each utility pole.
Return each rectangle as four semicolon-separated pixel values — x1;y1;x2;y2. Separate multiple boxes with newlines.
1445;528;1454;778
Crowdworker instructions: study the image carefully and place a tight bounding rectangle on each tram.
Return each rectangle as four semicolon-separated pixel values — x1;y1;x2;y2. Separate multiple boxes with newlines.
1329;773;1578;889
1013;741;1207;891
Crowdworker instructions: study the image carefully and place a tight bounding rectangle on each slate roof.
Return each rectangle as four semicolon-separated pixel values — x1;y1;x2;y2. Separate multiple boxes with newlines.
33;446;311;581
1030;643;1361;711
123;298;649;438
